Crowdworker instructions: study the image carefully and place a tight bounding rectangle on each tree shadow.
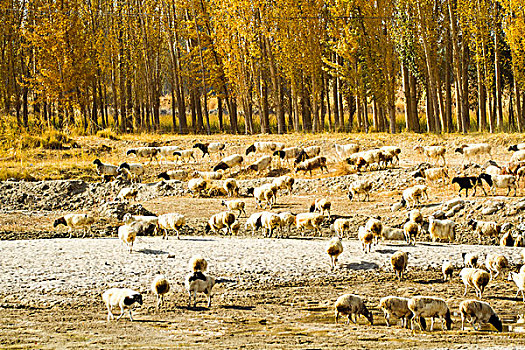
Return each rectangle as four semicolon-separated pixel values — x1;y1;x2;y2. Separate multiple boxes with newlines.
340;261;379;270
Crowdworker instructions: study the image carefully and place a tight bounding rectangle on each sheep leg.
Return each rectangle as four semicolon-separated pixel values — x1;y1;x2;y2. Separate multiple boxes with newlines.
106;305;114;321
116;308;126;321
207;293;212;308
463;284;468;296
68;228;73;239
430;317;435;331
384;312;391;327
187;291;192;308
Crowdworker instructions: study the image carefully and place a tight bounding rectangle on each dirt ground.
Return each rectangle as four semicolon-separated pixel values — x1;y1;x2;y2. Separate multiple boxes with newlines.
2;133;525;349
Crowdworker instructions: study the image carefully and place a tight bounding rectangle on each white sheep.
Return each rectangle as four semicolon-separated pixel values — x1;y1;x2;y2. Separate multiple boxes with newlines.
510;150;525;163
193;171;223;180
485;253;509;278
273;147;302;165
459;299;503;331
223;178;239;197
278;212;295;237
334;294;373;325
462;253;479;268
460;267;491;298
332;218;351;238
173;149;197;163
309;198;331;218
122;213;158;227
189;255;208;272
409;209;424;224
380;146;402;164
271;175;295;196
102;288;143;321
295;156;328;176
53;213;95;238
205;211;236;235
259;212;282;238
391;251;408;281
365;217;382;245
348;179;373;201
467;219;500;244
116;187;138;202
245;212;265;236
126;147;159;163
188;178;208;197
157;170;188;181
246;141;285;155
157;213;186;239
381;225;406;241
185;271;216;308
117;162;144;183
93;159;118;181
151;275;170;311
408;296;452;331
403;221;419;246
413;167;449;183
334;143;360;159
192;142;225;159
413;145;446;166
247;155;272;173
213;154;244;172
442;260;454;281
379;296;413;328
455;143;492;163
508;271;525;302
346;149;384;170
304;145;321;158
326;236;344;270
478;173;517;196
358;226;374;253
157;145;180;162
231;220;241;236
401;186;424;209
428;216;455;243
295;213;324;237
118;222;141;253
253;185;275;209
221;199;246;218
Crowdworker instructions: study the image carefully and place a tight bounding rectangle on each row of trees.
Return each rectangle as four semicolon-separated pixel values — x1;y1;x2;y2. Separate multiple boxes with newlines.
1;0;524;135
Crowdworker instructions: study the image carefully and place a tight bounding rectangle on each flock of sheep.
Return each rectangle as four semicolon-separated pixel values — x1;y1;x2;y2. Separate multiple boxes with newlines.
50;139;525;332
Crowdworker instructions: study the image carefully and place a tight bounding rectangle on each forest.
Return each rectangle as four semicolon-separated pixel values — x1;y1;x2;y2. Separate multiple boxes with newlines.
0;0;524;135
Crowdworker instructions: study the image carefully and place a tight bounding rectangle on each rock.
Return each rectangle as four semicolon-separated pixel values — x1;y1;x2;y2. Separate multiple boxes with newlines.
482;206;499;215
432;210;446;219
442;198;464;211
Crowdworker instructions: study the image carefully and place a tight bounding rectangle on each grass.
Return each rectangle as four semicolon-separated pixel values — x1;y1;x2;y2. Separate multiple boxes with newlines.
96;128;120;141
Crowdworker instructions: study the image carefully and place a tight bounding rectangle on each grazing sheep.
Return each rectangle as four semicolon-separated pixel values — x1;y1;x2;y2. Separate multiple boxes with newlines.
250;185;275;209
93;159;118;181
381;225;406;241
157;145;180;162
391;251;408;281
379;296;421;328
273;147;302;165
334;294;373;325
478;173;517;196
157;170;188;181
185;271;216;308
222;178;239;197
151;275;170;311
190;255;208;272
295;213;324;237
293;149;312;166
409;209;424;224
221;199;246;218
485;254;509;278
455;143;492;163
126;147;159;163
117;162;145;183
295;156;328;176
346;149;384;170
401;186;424;209
358;226;374;253
510;150;525;163
459;300;503;331
408;296;452;331
484;165;503;176
508;144;525;152
230;220;241;236
271;175;295;196
413;145;446;166
193;142;225;159
380;146;402;165
365;217;382;245
333;218;351;238
246;142;285;156
247;155;272;173
451;176;487;197
245;212;265;236
326;236;344;270
348;179;373;201
334;143;360;159
193;171;223;180
468;219;501;244
277;212;295;237
413;167;449;183
403;221;419;246
205;211;236;235
500;231;515;247
116;187;138;202
102;288;143;321
213;154;244;172
442;260;454;281
462;253;479;268
304;145;321;157
428;217;455;243
257;212;281;238
118;222;143;253
460;268;491;298
309;198;331;218
157;213;186;239
53;214;95;238
508;272;525;302
122;213;158;227
188;178;208;197
173;149;197;163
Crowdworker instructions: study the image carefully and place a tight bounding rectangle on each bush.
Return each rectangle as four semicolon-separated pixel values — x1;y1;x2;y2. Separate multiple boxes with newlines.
96;128;120;140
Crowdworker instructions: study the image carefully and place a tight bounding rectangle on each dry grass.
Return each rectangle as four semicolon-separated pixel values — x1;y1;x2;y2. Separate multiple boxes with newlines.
96;128;120;141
